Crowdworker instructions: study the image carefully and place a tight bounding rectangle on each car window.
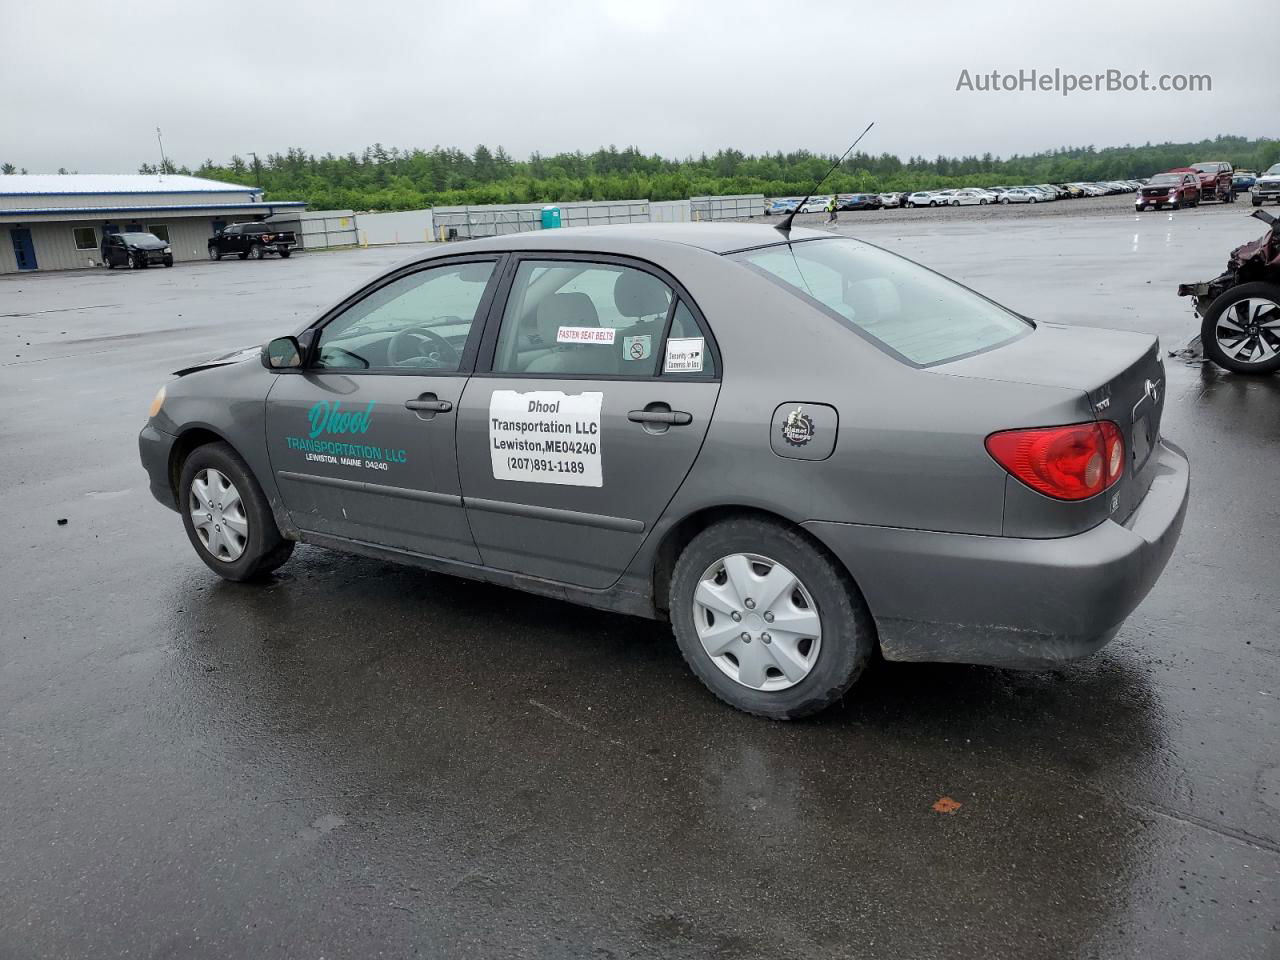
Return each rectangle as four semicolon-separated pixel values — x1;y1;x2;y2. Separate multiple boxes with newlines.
736;238;1029;367
492;260;674;377
313;261;496;373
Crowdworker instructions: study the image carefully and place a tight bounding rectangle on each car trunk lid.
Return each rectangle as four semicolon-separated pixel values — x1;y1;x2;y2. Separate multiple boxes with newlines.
933;322;1166;522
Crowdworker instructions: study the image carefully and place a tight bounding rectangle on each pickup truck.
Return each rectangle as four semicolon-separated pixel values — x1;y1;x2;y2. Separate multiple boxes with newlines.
1171;162;1236;203
207;223;297;261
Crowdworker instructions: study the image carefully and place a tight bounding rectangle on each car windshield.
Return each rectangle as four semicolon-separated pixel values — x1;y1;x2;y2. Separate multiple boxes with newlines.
119;233;160;243
1267;164;1280;176
735;238;1030;366
1148;174;1179;184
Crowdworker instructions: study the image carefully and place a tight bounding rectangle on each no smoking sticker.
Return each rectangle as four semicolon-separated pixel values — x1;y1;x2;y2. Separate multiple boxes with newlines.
623;334;651;362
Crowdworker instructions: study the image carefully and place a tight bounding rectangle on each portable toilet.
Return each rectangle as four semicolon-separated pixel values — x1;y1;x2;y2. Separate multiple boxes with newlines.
541;205;562;229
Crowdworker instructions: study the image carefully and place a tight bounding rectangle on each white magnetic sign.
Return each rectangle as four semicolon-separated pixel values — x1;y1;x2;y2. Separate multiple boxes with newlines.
489;390;603;487
664;336;705;373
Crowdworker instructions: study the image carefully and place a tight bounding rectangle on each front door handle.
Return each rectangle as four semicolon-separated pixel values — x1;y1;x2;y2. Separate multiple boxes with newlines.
405;393;453;418
628;408;692;426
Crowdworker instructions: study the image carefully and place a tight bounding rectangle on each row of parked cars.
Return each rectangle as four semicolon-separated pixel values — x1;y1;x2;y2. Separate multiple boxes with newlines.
99;222;298;270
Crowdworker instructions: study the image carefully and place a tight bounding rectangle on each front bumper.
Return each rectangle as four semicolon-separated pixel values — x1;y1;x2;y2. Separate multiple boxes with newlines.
804;439;1190;669
139;422;178;511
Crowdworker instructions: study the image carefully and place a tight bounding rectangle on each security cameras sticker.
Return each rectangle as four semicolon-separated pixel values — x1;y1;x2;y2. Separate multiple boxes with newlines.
489;390;603;487
781;406;815;446
623;334;652;362
557;326;615;345
664;337;704;373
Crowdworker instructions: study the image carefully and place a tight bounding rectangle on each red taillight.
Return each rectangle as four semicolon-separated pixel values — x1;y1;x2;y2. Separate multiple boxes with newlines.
985;421;1124;501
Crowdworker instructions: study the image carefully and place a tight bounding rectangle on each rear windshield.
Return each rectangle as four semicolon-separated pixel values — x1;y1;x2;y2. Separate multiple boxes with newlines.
733;238;1029;367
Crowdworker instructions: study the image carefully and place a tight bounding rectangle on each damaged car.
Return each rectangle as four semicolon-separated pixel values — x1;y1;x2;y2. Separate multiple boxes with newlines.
140;223;1189;719
1177;208;1280;374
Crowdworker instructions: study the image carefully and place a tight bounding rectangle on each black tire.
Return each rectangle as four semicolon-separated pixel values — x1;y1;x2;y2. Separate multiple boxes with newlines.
238;251;249;260
209;246;222;261
135;254;147;269
1253;198;1263;207
669;516;875;720
106;259;115;269
279;249;292;258
1201;281;1280;375
1000;197;1010;204
1171;200;1180;210
248;244;263;260
178;441;294;581
164;258;173;267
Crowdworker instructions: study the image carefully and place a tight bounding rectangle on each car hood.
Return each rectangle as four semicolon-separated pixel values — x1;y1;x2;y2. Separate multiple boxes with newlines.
173;344;260;377
128;237;169;250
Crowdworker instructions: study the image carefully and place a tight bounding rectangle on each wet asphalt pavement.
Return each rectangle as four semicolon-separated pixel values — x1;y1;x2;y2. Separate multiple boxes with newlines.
1;202;1277;959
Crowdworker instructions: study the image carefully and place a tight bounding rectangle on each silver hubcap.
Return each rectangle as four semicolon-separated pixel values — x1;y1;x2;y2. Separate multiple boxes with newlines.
693;553;822;691
189;468;248;562
1215;296;1280;365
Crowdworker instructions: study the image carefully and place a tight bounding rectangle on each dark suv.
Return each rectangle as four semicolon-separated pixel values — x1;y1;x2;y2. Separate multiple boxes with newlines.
102;232;173;269
207;223;297;261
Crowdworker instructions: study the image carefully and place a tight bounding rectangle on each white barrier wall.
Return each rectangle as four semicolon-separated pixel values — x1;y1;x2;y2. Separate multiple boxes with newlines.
431;200;651;240
267;210;358;249
649;200;692;222
691;195;765;220
356;209;436;246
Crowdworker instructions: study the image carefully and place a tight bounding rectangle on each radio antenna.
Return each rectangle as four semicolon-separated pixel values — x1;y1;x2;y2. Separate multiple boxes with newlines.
775;121;875;237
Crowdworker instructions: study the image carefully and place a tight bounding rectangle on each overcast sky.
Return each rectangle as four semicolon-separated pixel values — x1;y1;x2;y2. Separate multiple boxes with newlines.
5;0;1275;173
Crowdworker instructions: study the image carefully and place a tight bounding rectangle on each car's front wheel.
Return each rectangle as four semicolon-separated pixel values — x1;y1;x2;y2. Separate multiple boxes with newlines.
1201;282;1280;375
209;246;221;261
248;244;263;260
179;441;294;581
279;249;292;258
669;517;875;719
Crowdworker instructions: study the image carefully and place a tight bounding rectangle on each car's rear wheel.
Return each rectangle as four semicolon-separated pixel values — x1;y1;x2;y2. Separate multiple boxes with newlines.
279;249;292;258
179;442;294;581
1171;200;1181;210
1000;197;1009;204
1201;282;1280;375
209;246;221;261
669;517;874;719
248;244;263;260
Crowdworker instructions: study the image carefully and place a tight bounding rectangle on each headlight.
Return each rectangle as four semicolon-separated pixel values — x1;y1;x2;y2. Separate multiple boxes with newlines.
148;385;166;418
163;246;172;254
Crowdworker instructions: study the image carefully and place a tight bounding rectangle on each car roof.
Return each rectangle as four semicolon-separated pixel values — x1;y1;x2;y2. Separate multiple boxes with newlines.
451;222;830;256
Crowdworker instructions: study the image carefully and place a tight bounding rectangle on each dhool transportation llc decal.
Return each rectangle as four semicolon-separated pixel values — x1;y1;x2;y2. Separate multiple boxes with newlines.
284;401;407;471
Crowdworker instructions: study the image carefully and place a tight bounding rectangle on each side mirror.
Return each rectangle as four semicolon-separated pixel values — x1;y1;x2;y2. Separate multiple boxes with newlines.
262;336;303;370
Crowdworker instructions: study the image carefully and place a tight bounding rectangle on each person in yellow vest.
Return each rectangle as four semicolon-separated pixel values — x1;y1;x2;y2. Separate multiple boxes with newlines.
825;194;839;226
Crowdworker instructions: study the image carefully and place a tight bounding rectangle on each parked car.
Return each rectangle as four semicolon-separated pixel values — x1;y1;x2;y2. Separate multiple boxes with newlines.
101;231;172;269
947;189;990;206
905;191;937;208
140;222;1188;719
1252;163;1280;206
877;193;902;208
998;189;1039;204
798;197;831;214
1136;172;1200;211
208;223;298;261
1233;171;1257;193
838;194;882;211
765;198;801;216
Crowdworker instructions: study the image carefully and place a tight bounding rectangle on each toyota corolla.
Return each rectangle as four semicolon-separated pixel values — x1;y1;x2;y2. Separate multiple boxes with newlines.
140;223;1189;719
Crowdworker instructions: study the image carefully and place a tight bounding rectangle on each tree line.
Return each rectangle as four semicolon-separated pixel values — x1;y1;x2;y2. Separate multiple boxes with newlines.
4;135;1277;209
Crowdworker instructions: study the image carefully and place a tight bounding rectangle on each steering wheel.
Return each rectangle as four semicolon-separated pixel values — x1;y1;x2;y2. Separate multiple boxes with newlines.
387;324;461;368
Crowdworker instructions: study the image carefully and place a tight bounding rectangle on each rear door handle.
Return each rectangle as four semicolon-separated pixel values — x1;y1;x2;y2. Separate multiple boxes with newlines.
628;409;692;426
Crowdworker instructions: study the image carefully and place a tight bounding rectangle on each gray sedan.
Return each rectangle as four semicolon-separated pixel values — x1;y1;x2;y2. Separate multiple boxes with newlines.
139;223;1189;719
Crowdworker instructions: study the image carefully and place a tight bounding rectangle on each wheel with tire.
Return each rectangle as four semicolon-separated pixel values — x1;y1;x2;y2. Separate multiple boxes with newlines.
238;251;249;260
179;441;295;581
1200;282;1280;375
1171;200;1181;210
163;257;173;267
1029;197;1037;204
279;249;291;258
669;517;875;719
248;244;263;260
1000;197;1010;204
1254;197;1264;207
980;198;988;205
209;246;221;261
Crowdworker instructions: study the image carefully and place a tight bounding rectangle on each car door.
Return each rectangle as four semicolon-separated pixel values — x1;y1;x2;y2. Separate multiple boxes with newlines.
264;255;505;563
455;255;722;589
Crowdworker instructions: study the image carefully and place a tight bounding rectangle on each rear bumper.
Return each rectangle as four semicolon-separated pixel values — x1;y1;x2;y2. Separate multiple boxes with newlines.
804;439;1190;669
139;422;178;511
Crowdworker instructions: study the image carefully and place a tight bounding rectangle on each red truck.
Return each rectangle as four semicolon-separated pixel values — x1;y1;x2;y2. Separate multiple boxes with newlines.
1170;162;1236;203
